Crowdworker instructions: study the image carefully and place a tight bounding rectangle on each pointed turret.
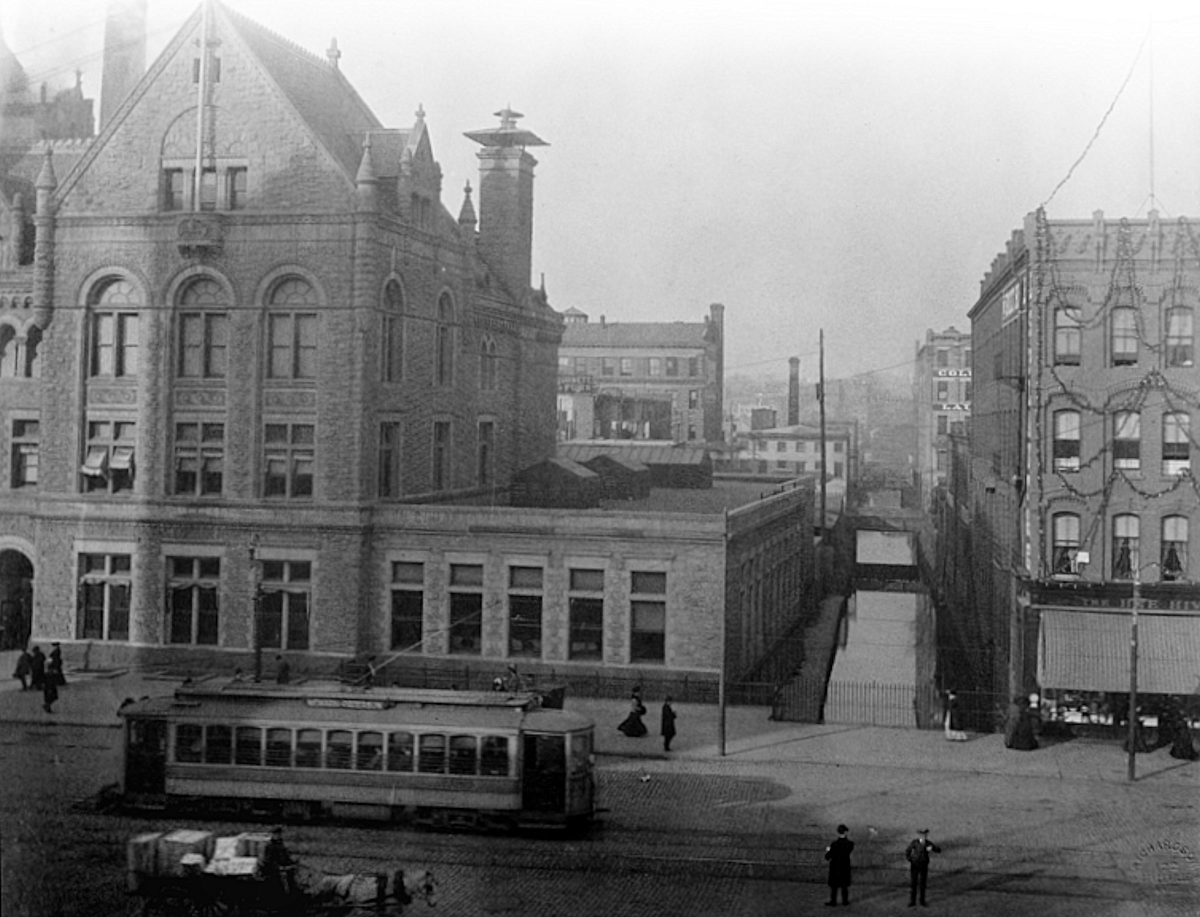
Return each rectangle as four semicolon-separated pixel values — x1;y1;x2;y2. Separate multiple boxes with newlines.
355;134;379;212
35;146;57;211
458;181;477;232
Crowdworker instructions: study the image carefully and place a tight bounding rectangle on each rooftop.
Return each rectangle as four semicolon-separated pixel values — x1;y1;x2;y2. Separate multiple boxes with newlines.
597;480;797;515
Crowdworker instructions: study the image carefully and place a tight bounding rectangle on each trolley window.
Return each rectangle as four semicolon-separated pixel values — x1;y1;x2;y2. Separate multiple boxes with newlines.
418;734;446;774
266;728;292;767
235;726;263;766
448;735;478;775
387;732;414;772
205;725;233;764
296;729;322;768
481;735;510;776
570;732;592;772
326;730;353;769
176;723;203;763
356;732;383;771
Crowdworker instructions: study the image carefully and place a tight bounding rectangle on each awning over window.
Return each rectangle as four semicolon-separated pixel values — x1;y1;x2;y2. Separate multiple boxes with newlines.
80;446;108;476
1038;608;1200;694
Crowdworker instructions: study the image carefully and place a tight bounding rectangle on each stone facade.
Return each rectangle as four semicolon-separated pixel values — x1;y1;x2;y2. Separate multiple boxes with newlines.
913;326;972;507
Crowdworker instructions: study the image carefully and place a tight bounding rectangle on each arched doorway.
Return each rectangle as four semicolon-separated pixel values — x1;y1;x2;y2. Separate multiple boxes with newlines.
0;550;33;650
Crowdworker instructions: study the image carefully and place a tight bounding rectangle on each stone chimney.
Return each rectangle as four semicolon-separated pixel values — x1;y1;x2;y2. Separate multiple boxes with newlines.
788;357;800;426
464;108;547;302
99;0;147;131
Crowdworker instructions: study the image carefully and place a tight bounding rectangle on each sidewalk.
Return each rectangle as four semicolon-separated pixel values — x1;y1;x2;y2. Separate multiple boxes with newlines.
2;651;1196;790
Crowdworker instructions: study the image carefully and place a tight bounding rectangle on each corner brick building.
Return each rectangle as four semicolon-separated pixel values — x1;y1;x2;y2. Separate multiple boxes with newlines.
1;3;817;693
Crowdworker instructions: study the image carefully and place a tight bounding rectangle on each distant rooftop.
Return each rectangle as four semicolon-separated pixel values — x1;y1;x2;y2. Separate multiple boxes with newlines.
598;480;793;515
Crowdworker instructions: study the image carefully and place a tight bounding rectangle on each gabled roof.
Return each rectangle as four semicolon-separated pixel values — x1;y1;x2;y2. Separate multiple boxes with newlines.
561;321;711;349
221;2;382;179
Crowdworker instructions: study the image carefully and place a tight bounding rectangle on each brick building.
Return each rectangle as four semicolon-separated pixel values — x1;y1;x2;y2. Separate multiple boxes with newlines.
913;326;972;507
0;1;562;668
966;209;1200;702
556;304;725;444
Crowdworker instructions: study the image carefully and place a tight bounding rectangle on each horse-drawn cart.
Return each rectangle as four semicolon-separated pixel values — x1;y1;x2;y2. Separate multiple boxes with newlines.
126;828;436;917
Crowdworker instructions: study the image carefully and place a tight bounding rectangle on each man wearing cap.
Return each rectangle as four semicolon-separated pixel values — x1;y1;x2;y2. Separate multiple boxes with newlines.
905;828;941;906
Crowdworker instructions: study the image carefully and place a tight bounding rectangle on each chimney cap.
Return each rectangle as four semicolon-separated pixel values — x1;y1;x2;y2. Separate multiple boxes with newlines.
464;106;548;149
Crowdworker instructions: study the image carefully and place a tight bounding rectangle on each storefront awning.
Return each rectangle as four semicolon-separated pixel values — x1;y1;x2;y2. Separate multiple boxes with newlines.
1038;608;1200;695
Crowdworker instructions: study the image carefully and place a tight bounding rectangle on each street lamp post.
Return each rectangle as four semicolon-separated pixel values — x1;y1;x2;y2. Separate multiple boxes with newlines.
1127;566;1140;783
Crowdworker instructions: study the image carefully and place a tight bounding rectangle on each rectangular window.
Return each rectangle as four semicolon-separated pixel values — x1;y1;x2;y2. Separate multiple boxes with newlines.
601;358;616;377
174;422;224;496
167;555;220;645
936;381;949;401
1052;513;1081;574
1113;412;1140;470
1055;306;1082;365
382;315;403;383
630;571;666;663
1112;515;1139;579
263;422;314;499
619;357;633;376
356;732;384;771
266;728;292;767
164;169;187;210
268;313;317;379
449;735;478;775
481;735;510;776
508;566;543;658
11;419;39;488
433;421;450;491
178;313;228;378
649;357;662;376
478;420;495;486
227;167;247;210
379;421;400;498
936;349;949;367
77;552;132;641
568;567;604;661
1163;413;1191;475
1053;411;1080;472
936;414;948;435
688;357;699;376
1165;308;1194;367
1162;516;1188;581
91;312;138;377
235;727;262;767
689;390;699;409
82;420;136;494
449;563;483;655
259;559;311;650
198;168;218;211
665;357;679;377
1112;308;1139;366
418;734;446;774
387;732;415;772
390;561;424;652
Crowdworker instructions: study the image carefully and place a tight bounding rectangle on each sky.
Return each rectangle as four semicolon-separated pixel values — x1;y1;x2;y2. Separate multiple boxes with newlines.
4;0;1200;383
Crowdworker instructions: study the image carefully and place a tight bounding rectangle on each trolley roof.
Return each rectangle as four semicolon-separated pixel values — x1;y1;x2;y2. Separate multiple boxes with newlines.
118;679;593;732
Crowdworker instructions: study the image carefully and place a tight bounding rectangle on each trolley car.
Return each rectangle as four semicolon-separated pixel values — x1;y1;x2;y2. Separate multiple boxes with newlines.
118;680;596;831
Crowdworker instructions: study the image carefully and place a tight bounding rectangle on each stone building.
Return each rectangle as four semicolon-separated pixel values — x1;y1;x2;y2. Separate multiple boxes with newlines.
966;209;1200;702
0;1;562;668
556;303;725;444
913;326;972;507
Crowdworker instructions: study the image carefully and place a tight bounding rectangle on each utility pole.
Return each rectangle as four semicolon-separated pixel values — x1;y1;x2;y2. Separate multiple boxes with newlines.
1127;565;1142;782
818;329;827;532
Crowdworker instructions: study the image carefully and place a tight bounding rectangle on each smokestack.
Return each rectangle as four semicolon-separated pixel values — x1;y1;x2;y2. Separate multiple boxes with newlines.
99;0;147;131
464;108;547;302
788;356;800;426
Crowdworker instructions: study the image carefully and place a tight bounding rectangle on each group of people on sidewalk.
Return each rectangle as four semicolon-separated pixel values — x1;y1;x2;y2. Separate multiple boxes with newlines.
616;686;677;752
822;824;942;908
11;642;67;712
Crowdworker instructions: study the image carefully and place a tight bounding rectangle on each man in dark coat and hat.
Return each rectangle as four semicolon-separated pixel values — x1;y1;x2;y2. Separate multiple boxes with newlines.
28;644;46;692
824;824;854;906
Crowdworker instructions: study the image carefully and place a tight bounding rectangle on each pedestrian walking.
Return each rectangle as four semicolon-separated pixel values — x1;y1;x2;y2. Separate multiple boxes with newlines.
42;668;59;713
617;686;647;737
47;642;67;687
943;690;967;741
823;824;854;906
28;644;46;692
905;828;941;906
12;646;32;690
660;697;677;751
274;655;291;685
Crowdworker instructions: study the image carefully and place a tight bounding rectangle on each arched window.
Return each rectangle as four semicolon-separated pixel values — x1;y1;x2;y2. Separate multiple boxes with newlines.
266;278;317;380
1165;307;1194;367
382;280;404;383
1112;514;1139;579
1112;411;1140;470
1052;410;1080;471
480;337;498;391
89;277;142;378
1054;305;1082;365
435;294;454;387
1051;513;1080;574
24;326;41;378
1110;308;1138;366
177;277;229;379
1163;412;1191;475
0;326;16;377
1162;516;1188;581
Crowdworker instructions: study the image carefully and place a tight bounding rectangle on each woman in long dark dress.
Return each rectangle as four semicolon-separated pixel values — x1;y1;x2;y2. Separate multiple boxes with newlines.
618;689;648;737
